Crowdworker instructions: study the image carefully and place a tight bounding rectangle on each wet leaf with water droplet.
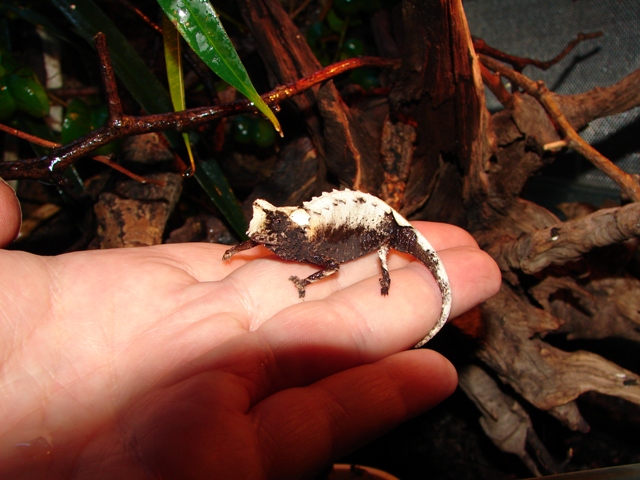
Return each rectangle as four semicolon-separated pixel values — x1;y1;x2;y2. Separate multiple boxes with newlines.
157;0;281;137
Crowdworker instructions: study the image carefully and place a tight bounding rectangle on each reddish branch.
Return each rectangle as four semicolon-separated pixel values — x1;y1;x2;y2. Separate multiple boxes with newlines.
116;0;163;35
0;32;399;182
0;122;162;185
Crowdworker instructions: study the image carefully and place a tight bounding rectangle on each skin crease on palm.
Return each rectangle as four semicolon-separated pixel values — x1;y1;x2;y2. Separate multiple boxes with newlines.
0;179;501;479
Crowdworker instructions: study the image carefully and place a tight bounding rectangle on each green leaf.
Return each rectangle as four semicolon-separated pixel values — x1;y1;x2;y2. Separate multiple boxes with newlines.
6;73;49;118
157;0;281;136
0;78;17;120
195;160;248;239
61;97;92;145
61;98;117;155
162;13;196;173
162;13;186;112
50;0;248;237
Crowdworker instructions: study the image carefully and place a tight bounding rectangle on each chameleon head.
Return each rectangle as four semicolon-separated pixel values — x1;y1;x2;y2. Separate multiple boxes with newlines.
247;199;310;244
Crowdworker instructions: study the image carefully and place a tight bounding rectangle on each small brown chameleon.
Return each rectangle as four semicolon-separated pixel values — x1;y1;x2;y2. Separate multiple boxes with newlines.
223;189;451;347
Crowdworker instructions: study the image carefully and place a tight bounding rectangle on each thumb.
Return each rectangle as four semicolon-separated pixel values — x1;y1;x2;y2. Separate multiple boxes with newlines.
0;178;21;247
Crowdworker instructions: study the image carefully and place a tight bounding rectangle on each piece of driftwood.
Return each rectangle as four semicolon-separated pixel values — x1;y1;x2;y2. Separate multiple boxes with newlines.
488;201;640;275
94;173;182;248
459;365;562;476
479;285;640;431
531;276;640;343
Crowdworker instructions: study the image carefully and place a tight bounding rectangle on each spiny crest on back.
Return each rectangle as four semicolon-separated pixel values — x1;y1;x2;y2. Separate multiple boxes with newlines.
302;189;392;232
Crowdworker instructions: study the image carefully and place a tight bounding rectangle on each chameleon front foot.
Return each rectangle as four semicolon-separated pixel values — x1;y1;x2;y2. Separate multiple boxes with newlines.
288;275;308;298
222;239;260;261
379;277;390;296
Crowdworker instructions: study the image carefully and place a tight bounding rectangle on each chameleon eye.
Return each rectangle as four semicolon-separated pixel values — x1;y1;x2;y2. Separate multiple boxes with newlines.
269;214;289;232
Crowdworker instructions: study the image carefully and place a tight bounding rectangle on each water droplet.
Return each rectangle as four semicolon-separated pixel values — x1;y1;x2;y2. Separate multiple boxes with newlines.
195;32;209;53
48;157;62;172
182;166;194;178
177;7;189;21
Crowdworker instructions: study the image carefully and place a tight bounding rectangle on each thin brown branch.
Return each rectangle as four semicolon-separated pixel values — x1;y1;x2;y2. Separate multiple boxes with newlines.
290;0;313;20
492;201;640;275
0;115;163;185
0;52;399;182
91;155;164;185
116;0;162;34
95;33;124;121
479;61;511;105
0;123;59;149
473;32;603;72
480;54;640;202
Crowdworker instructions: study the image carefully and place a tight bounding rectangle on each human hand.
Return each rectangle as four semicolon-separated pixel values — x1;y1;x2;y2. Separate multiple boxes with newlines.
0;187;500;479
0;178;20;246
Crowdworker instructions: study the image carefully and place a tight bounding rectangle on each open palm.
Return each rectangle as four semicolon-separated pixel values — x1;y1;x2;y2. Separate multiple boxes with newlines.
0;198;500;479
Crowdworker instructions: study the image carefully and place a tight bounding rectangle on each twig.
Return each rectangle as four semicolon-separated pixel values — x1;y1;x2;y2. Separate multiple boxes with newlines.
96;33;124;122
480;54;640;202
290;0;313;20
478;61;511;104
0;123;58;149
0;33;400;182
492;201;640;274
473;32;603;72
116;0;162;35
0;115;163;186
543;140;568;152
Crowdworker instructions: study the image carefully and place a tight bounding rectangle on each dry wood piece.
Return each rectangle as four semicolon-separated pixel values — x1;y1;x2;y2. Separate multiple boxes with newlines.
388;0;487;221
94;173;182;248
479;285;640;432
459;365;561;476
379;119;417;210
531;276;640;343
491;201;640;274
466;62;640;227
480;55;640;202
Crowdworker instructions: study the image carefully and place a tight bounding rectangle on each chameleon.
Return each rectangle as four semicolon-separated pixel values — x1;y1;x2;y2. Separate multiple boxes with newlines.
222;189;452;347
